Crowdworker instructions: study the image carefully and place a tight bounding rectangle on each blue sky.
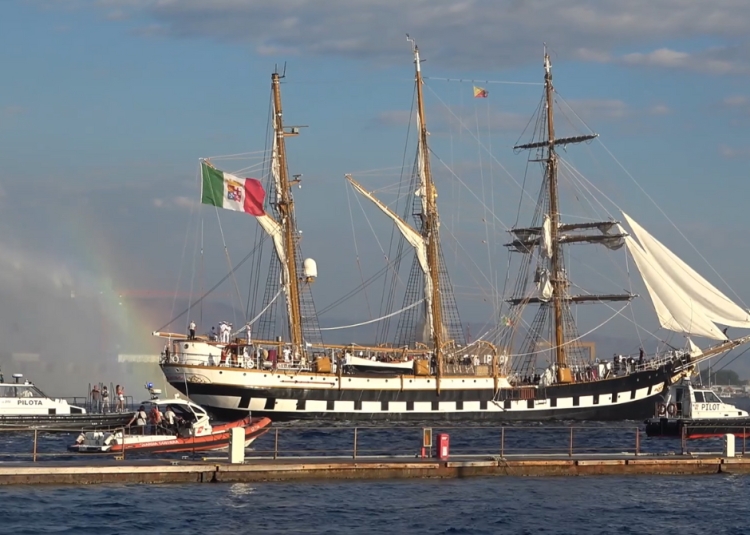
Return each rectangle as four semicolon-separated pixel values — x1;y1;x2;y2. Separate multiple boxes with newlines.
2;0;750;387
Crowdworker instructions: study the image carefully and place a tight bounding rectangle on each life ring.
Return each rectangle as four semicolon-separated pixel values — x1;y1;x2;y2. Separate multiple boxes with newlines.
657;403;667;417
169;354;179;364
667;403;677;416
246;359;255;369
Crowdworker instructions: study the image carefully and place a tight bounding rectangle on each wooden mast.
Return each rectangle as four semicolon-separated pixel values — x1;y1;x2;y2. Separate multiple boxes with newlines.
543;49;569;381
410;37;445;382
271;70;304;355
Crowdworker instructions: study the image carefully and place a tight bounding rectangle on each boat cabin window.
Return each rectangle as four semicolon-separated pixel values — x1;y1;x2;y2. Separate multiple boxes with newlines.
693;391;704;403
0;385;44;398
703;391;721;403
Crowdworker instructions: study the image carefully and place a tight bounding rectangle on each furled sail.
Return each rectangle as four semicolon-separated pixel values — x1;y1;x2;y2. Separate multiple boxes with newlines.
267;130;292;319
541;215;553;258
622;211;750;340
346;176;436;342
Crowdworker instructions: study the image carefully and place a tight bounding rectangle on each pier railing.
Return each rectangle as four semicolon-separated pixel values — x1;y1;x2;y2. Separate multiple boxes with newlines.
0;423;745;463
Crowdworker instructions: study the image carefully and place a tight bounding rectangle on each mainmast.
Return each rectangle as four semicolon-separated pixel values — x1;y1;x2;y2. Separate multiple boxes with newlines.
410;36;445;370
271;70;304;354
509;48;630;383
542;51;567;373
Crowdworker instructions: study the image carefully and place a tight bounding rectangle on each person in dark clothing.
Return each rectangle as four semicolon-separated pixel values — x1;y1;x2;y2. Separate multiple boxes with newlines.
639;347;644;365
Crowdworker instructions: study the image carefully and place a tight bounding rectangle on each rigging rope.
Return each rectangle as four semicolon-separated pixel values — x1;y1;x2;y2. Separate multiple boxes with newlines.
231;289;282;337
555;93;749;309
320;299;425;331
425;77;542;86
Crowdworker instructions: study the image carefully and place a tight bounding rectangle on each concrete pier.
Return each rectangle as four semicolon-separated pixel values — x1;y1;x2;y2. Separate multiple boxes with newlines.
2;454;750;486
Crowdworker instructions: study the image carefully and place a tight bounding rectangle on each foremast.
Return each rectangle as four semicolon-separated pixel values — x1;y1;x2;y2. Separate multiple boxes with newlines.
509;49;630;383
271;70;304;356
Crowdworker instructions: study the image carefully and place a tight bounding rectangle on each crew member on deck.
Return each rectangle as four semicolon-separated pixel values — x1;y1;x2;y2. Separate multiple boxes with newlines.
189;321;196;340
245;322;252;345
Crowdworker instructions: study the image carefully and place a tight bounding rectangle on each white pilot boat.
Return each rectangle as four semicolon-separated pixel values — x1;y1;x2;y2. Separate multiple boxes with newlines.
68;386;271;454
0;373;131;430
645;378;750;438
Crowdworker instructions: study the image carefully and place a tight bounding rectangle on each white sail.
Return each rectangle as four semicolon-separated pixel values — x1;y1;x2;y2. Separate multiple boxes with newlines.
346;176;436;342
537;268;553;301
414;113;428;214
624;232;725;339
541;214;553;258
622;212;750;330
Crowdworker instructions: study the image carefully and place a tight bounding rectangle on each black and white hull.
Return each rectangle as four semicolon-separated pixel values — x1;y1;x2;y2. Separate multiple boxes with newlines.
161;362;673;422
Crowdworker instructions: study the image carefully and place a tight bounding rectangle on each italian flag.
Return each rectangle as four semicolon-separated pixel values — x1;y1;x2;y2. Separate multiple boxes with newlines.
201;161;265;216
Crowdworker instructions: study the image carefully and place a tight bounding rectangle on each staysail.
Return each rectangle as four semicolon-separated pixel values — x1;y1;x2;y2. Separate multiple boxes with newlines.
346;176;436;342
622;211;750;339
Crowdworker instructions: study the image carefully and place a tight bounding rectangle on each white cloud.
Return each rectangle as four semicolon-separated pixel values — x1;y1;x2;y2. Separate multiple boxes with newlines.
566;99;629;120
151;198;164;207
173;196;196;209
620;46;748;75
723;95;748;107
33;0;750;72
648;104;671;116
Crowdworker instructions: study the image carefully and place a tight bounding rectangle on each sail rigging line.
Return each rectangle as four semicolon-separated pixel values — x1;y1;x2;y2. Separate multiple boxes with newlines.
509;303;630;358
168;164;201;334
212;204;245;327
248;94;276;323
320;299;425;331
555;94;749;310
474;102;496;310
316;249;409;317
204;149;271;159
346;179;373;320
425;77;543;86
426;84;538;209
154;236;267;332
429;149;510;233
378;84;418;344
231;289;282;337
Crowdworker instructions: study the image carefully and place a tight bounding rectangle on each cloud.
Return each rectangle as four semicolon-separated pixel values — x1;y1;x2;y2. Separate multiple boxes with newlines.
565;99;629;120
719;145;750;158
648;104;671;116
723;95;748;107
34;0;750;71
150;196;195;209
620;46;749;75
1;106;24;117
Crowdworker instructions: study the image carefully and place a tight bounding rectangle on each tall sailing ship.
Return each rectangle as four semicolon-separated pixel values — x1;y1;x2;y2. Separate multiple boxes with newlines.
157;43;750;421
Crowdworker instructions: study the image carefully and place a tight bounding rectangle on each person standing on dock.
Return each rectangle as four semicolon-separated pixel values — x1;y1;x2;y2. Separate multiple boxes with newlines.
101;386;110;414
115;385;124;412
189;321;196;340
91;384;101;413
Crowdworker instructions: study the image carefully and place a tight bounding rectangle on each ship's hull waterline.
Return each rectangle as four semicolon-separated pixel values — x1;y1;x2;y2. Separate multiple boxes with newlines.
161;363;672;422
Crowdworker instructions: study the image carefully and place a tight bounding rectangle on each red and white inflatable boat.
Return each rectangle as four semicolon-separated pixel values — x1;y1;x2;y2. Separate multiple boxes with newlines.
68;387;271;454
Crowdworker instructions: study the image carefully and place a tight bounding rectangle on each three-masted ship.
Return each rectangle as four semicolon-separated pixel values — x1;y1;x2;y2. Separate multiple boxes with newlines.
156;44;750;421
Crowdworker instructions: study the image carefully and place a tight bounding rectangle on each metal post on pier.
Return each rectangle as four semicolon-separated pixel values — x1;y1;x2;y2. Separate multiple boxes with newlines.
680;426;687;455
568;427;574;457
273;428;279;460
635;428;640;456
33;429;38;462
500;427;505;458
353;427;358;459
